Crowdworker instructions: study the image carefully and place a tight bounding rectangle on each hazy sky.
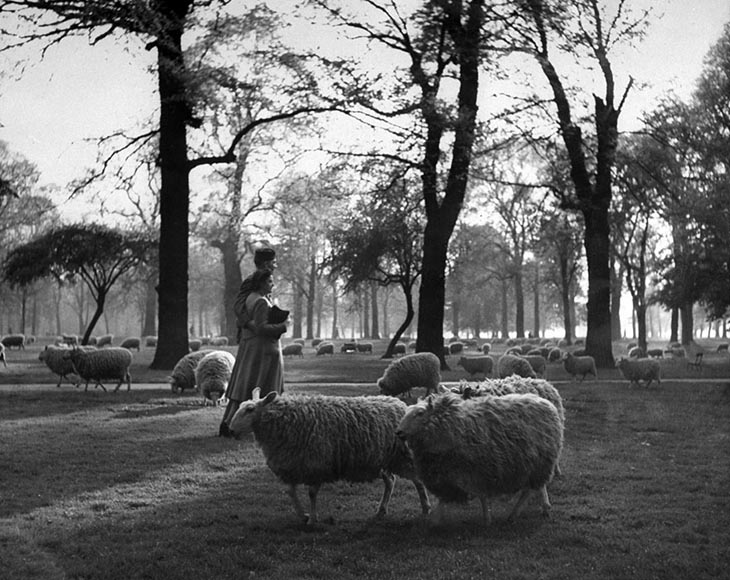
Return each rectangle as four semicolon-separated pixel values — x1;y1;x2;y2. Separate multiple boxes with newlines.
1;1;729;192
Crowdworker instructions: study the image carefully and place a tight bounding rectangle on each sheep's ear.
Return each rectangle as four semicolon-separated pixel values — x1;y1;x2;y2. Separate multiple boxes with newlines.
436;384;447;394
252;387;261;401
262;391;277;405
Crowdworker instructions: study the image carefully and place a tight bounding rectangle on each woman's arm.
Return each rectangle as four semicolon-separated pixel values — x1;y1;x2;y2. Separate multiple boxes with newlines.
251;297;287;338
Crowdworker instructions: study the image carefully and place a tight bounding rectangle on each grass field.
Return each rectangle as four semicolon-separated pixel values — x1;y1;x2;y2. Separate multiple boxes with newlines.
1;340;729;579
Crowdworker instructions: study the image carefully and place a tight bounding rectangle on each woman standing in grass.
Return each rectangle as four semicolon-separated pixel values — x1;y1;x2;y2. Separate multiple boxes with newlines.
219;269;288;437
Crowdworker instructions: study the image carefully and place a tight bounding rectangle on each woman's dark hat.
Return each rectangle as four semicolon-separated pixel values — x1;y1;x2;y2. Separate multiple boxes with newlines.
254;248;276;264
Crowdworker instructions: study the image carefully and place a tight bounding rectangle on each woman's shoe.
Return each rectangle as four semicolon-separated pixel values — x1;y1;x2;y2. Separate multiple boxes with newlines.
219;422;232;438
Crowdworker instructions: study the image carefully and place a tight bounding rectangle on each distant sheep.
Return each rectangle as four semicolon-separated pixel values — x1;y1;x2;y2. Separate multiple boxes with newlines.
189;339;202;352
61;334;79;346
628;346;645;359
168;350;212;393
448;342;464;355
210;336;229;347
145;336;158;347
39;345;78;387
64;347;133;392
521;354;547;378
196;350;235;404
356;342;373;354
282;343;304;358
377;352;441;398
562;352;597;382
1;334;25;350
547;347;563;363
229;390;431;525
616;357;661;388
647;348;664;358
311;338;323;347
392;343;407;355
96;334;113;347
496;354;537;379
481;343;491;354
120;337;141;351
457;356;494;378
316;342;334;356
396;391;563;525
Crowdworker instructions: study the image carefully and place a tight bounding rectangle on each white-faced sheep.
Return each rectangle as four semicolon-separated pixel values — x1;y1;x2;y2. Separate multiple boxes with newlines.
377;352;441;398
229;390;432;525
195;350;235;404
316;342;334;356
647;348;664;358
96;334;113;347
396;391;563;525
120;337;141;351
481;343;491;354
64;347;133;392
616;357;662;388
1;334;25;350
562;352;597;382
282;343;304;358
521;354;547;378
168;350;213;393
496;354;537;379
0;343;6;367
457;355;494;378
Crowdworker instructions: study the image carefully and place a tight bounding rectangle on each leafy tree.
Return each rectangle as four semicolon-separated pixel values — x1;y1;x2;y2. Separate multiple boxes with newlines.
2;223;152;344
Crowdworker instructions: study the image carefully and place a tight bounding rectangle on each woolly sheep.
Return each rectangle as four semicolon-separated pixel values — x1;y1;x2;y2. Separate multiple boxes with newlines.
627;346;645;359
210;336;229;346
1;334;25;350
64;347;133;392
229;390;432;525
396;392;563;525
481;343;491;354
282;343;304;358
448;342;464;355
616;357;662;388
0;343;6;368
120;337;141;351
547;347;563;363
393;343;407;355
504;347;523;356
316;342;334;356
96;334;113;347
562;352;597;382
521;354;547;378
496;354;537;379
189;339;202;352
647;348;664;358
457;355;494;378
357;342;373;354
195;350;235;404
377;352;441;398
168;350;213;393
62;333;79;346
39;344;87;387
145;336;158;347
311;338;323;347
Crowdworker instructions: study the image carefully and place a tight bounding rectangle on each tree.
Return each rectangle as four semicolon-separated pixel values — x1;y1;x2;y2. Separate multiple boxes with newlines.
2;223;152;344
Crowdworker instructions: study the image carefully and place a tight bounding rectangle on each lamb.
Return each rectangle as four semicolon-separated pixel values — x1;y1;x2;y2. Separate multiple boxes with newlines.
521;354;547;378
616;357;662;388
64;346;133;392
457;355;494;378
168;350;213;393
195;350;235;404
396;391;563;525
228;389;432;525
315;341;334;356
120;337;141;351
1;334;25;350
282;343;304;358
562;351;597;382
377;352;441;398
496;354;537;379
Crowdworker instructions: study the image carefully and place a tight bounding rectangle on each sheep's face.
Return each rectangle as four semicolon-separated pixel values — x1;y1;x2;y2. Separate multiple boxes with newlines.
396;399;431;440
229;391;277;438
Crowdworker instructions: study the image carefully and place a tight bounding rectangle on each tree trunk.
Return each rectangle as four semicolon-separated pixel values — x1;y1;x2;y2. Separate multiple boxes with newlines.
150;1;194;369
514;268;524;338
330;280;339;339
211;235;242;341
306;257;316;340
500;279;509;339
417;220;448;365
383;284;415;358
82;291;106;344
533;263;540;338
142;273;157;337
680;302;694;345
610;257;623;340
670;307;679;343
370;281;380;339
293;274;305;339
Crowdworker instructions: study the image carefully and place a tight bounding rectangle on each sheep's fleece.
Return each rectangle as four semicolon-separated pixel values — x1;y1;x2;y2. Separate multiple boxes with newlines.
377;352;441;397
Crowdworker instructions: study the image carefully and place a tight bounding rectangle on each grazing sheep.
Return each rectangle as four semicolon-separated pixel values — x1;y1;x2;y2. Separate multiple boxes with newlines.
448;342;464;355
396;392;563;525
562;352;597;382
547;347;563;363
39;345;79;387
0;343;6;367
616;357;662;388
196;350;235;404
521;354;547;378
357;342;373;354
377;352;441;398
229;390;432;525
1;334;25;350
628;346;645;359
393;343;407;355
62;334;79;346
189;339;202;352
496;354;537;379
210;336;229;347
341;342;358;353
168;350;213;393
311;338;323;347
316;342;334;356
120;337;141;351
457;355;494;378
282;343;304;358
96;334;113;347
64;347;133;392
647;348;664;358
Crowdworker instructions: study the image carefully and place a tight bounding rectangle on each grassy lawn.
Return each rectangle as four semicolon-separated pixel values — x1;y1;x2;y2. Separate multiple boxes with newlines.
1;345;729;580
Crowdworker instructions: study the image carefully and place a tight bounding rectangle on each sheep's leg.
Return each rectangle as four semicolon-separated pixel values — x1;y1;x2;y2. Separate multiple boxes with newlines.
507;489;533;521
478;496;492;526
307;484;321;525
96;381;107;392
287;484;308;523
537;485;552;517
375;471;395;518
412;479;432;515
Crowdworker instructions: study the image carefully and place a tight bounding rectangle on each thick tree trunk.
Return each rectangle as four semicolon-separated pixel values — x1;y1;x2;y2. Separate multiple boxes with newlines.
501;279;510;339
514;268;524;338
370;282;380;340
142;273;157;337
306;257;316;340
584;206;614;366
680;302;694;345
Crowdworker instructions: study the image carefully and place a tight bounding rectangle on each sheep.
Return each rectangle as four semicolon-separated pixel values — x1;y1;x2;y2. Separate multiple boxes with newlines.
457;355;494;378
547;347;563;363
377;352;441;398
64;347;133;392
39;345;79;387
448;342;464;355
120;337;141;351
647;348;664;358
210;336;229;347
195;350;235;405
628;346;645;359
168;350;213;393
356;341;373;354
392;343;407;355
562;351;597;382
480;343;491;354
1;334;25;350
616;357;662;388
61;333;79;346
316;342;334;356
189;339;202;352
0;343;6;368
521;354;547;378
311;338;323;347
282;343;304;358
396;391;563;526
145;336;158;347
228;389;432;525
96;334;113;347
496;354;537;379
